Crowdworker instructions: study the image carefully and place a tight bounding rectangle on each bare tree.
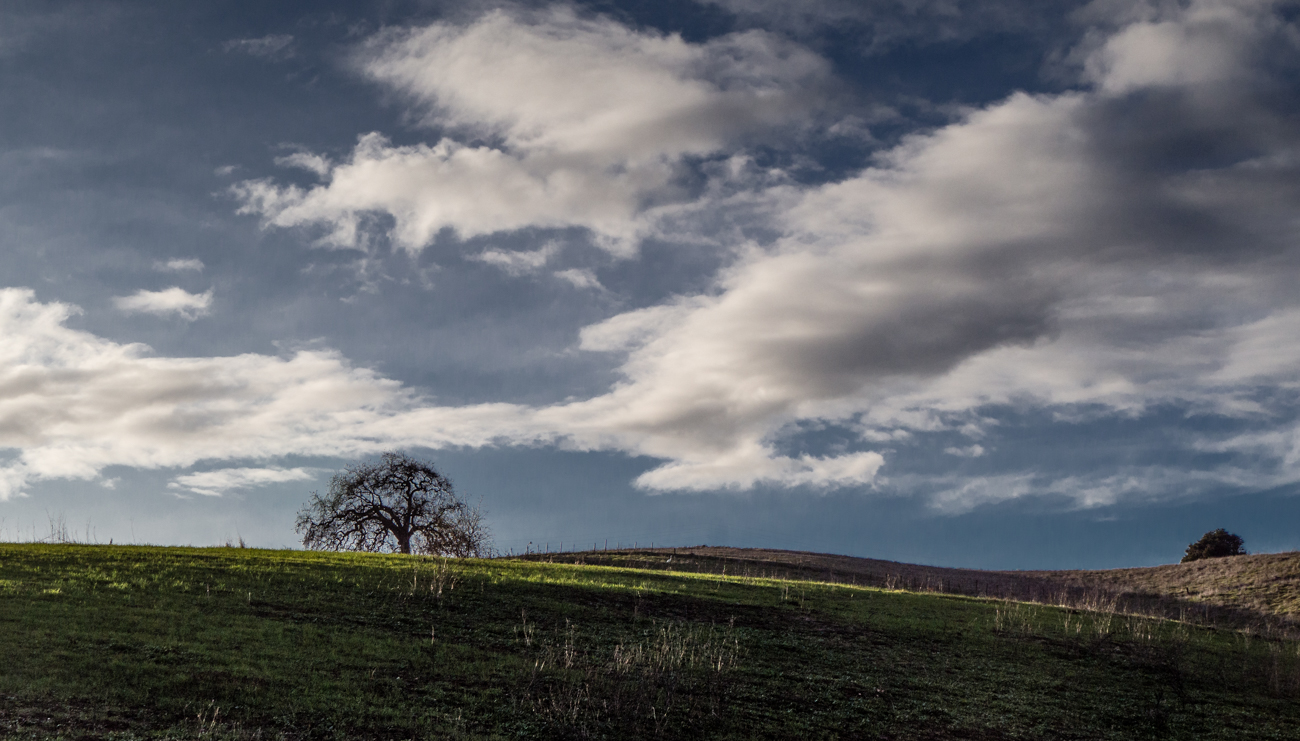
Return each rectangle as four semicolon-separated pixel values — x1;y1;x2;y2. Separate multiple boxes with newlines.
296;452;491;557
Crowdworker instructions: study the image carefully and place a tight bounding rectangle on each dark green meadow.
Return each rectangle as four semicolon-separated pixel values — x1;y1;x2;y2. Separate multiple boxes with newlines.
1;545;1298;740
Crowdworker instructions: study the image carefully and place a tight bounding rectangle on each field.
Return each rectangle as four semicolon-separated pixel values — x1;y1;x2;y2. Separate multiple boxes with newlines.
2;544;1300;740
524;547;1300;636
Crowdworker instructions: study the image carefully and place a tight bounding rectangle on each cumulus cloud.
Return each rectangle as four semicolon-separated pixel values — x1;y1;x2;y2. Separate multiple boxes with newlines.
113;287;213;320
527;0;1300;502
168;467;316;498
0;288;547;500
1078;0;1283;94
223;0;1300;504
15;1;1300;509
0;286;885;500
233;8;830;254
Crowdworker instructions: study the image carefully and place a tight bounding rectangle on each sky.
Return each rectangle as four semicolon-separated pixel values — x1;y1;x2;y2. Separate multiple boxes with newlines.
2;0;1300;568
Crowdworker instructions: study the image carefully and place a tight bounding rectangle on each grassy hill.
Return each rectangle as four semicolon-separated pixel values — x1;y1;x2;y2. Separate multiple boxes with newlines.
526;547;1300;636
2;544;1299;740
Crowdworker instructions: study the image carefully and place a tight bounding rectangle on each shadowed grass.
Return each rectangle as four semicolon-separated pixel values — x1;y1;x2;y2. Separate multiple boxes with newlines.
2;544;1299;739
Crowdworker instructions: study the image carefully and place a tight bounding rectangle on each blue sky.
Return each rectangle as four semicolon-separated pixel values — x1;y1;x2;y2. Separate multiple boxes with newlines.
3;0;1300;567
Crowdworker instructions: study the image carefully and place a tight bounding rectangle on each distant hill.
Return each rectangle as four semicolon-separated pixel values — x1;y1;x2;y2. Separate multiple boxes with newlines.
515;546;1300;636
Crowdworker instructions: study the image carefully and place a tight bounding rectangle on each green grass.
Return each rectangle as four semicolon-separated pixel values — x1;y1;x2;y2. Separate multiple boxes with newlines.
2;544;1299;740
521;548;1300;636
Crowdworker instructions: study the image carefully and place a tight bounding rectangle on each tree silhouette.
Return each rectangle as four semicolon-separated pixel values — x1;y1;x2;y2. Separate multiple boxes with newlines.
297;452;491;556
1181;529;1246;563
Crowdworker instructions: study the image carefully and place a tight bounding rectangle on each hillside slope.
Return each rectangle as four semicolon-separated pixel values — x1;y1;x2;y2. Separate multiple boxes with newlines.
522;547;1300;634
2;544;1299;740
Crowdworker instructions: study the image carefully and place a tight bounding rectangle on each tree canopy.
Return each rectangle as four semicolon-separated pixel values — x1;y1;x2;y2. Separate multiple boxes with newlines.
1181;529;1246;563
296;452;491;557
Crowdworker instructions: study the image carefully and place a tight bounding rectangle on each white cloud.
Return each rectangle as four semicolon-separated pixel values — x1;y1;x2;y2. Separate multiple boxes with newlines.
523;0;1300;498
0;287;886;499
234;8;830;255
361;9;825;159
20;1;1300;507
274;151;332;178
553;268;603;291
470;242;559;276
155;258;204;272
633;449;884;491
928;474;1036;513
0;288;546;500
223;34;295;60
578;301;705;353
229;0;1300;502
1080;0;1272;94
113;287;213;320
168;467;316;498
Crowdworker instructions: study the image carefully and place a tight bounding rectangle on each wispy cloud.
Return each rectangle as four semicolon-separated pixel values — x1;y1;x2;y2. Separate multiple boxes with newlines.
154;258;204;272
274;151;332;178
554;268;604;291
470;242;559;277
169;467;317;497
223;34;295;61
113;287;212;320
